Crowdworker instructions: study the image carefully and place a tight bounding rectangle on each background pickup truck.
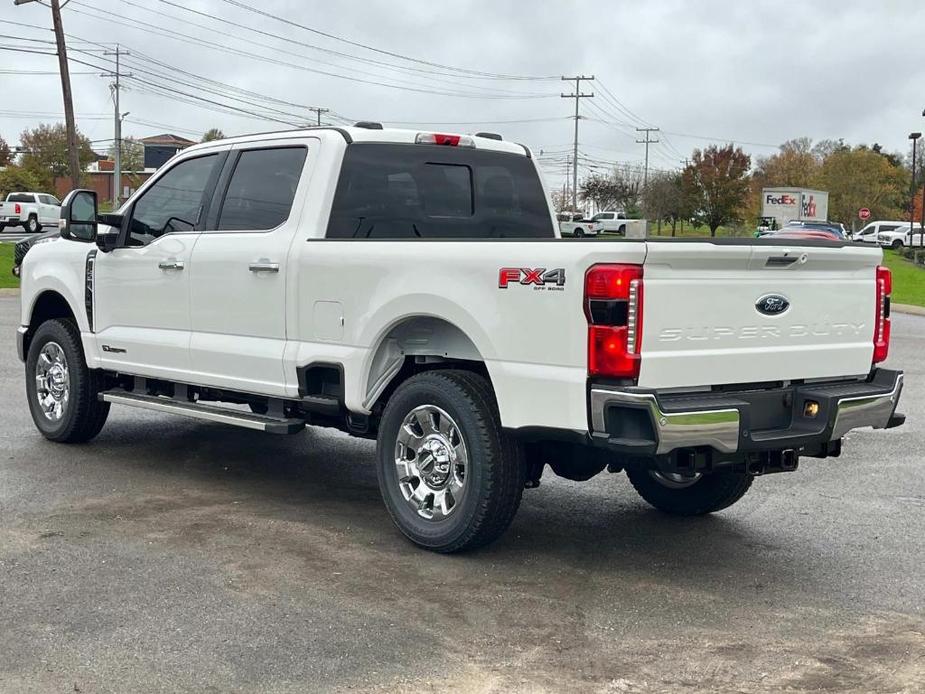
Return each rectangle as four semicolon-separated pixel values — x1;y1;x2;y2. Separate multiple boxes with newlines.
557;213;601;237
0;192;61;233
17;125;904;553
589;209;646;237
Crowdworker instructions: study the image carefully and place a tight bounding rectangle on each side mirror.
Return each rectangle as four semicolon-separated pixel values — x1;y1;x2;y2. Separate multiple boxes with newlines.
59;189;98;242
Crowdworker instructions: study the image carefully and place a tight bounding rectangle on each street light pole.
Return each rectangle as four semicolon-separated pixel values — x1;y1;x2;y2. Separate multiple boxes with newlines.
910;132;921;237
14;0;81;190
921;110;925;237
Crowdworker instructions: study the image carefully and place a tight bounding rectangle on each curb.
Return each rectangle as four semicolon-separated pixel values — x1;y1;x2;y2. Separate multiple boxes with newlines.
0;288;20;297
893;303;925;317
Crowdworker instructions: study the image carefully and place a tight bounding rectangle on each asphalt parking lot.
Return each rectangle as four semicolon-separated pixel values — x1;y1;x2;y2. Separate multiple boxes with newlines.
1;292;923;693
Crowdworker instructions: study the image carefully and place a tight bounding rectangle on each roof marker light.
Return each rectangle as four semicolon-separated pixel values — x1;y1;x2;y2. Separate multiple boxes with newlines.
415;132;475;147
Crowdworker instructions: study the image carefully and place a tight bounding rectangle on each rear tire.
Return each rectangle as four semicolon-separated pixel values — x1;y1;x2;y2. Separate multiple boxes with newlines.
25;318;110;443
626;467;752;516
376;370;526;553
26;215;40;233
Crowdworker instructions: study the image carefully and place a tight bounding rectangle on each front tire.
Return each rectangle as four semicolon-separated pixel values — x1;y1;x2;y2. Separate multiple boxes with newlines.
26;215;40;233
891;239;903;250
625;467;752;515
574;227;585;238
376;370;526;553
25;319;110;443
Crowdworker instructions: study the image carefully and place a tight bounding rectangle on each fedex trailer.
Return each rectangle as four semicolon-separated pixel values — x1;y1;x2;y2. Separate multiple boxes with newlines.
761;187;829;228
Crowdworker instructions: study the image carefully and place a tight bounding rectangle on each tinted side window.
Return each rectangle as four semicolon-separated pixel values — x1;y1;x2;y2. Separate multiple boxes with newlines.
128;154;218;246
880;225;899;233
8;193;35;203
217;147;307;231
326;143;554;239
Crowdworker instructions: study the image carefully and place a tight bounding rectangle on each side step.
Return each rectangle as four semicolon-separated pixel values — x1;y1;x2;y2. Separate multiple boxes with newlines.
99;390;305;434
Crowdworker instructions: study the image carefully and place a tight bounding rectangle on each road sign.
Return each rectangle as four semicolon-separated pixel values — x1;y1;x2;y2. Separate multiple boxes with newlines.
859;208;871;220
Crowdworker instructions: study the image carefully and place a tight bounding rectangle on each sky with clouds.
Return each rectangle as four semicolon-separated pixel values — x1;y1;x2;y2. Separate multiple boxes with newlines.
1;0;924;188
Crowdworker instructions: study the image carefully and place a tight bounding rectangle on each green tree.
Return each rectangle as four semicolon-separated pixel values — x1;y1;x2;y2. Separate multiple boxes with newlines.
19;123;95;189
0;135;11;167
682;144;751;236
201;128;225;142
0;165;43;198
817;146;909;224
108;137;145;173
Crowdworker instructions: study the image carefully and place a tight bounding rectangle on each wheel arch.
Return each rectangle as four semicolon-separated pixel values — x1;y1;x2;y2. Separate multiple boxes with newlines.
22;289;80;358
363;314;492;414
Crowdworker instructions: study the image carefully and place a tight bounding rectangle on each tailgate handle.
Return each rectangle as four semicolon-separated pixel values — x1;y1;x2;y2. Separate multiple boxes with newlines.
766;255;800;267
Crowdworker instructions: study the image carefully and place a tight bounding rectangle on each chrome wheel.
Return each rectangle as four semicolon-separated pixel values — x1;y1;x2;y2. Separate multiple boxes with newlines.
27;216;39;233
34;341;70;421
394;404;469;521
650;470;702;489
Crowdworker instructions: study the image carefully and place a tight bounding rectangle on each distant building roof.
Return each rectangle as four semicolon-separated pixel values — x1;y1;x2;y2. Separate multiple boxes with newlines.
140;133;197;147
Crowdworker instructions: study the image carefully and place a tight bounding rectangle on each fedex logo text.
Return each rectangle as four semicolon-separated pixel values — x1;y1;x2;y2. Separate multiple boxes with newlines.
498;267;566;290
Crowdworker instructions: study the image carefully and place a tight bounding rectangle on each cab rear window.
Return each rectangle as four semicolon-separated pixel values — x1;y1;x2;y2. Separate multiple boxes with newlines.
326;143;553;239
7;194;35;203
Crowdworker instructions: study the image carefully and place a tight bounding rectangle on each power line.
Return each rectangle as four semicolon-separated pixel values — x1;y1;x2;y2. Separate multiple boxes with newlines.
103;0;551;98
65;2;556;100
150;0;550;86
216;0;558;81
595;80;654;128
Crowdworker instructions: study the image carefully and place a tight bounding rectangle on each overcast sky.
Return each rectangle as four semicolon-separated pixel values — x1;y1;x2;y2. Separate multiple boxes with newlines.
1;0;924;187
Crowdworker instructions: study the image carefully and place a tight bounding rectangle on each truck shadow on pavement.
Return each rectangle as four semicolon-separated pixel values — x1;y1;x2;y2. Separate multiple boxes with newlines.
50;414;837;585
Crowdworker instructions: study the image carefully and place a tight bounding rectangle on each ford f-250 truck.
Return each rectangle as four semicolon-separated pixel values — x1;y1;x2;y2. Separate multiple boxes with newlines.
17;125;905;552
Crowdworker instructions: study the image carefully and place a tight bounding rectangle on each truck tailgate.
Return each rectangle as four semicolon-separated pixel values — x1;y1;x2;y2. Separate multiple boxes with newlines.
638;241;881;389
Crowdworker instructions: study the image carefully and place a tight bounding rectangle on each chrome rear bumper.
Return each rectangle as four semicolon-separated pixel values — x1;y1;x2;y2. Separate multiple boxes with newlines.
590;369;904;457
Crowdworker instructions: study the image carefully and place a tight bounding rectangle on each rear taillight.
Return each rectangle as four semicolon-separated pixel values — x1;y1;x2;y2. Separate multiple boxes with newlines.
873;265;892;364
14;203;21;215
585;264;644;379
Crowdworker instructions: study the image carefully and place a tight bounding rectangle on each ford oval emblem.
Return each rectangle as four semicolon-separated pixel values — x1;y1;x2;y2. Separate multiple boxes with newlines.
755;294;790;316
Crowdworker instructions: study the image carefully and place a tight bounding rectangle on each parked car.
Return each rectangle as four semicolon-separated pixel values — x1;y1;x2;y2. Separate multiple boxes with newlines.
557;213;600;237
17;125;905;553
778;220;847;239
877;224;924;250
855;220;908;244
11;228;60;277
0;192;61;233
764;230;844;242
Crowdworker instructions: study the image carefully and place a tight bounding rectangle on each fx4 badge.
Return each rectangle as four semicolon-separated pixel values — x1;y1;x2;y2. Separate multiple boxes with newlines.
498;267;566;290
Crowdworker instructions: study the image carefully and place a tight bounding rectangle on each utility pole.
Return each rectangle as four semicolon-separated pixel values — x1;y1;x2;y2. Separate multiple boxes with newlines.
561;75;593;212
14;0;81;189
308;107;329;126
635;127;660;189
103;44;131;206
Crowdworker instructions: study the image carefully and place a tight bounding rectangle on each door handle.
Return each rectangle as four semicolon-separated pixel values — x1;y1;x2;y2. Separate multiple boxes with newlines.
158;259;185;271
249;262;280;273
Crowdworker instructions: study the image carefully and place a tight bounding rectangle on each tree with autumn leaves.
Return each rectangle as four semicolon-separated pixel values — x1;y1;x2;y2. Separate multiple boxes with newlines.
681;145;751;236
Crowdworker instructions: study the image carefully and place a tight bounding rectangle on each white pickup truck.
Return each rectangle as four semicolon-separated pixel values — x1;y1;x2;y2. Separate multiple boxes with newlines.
17;125;905;552
557;213;601;237
0;191;61;233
